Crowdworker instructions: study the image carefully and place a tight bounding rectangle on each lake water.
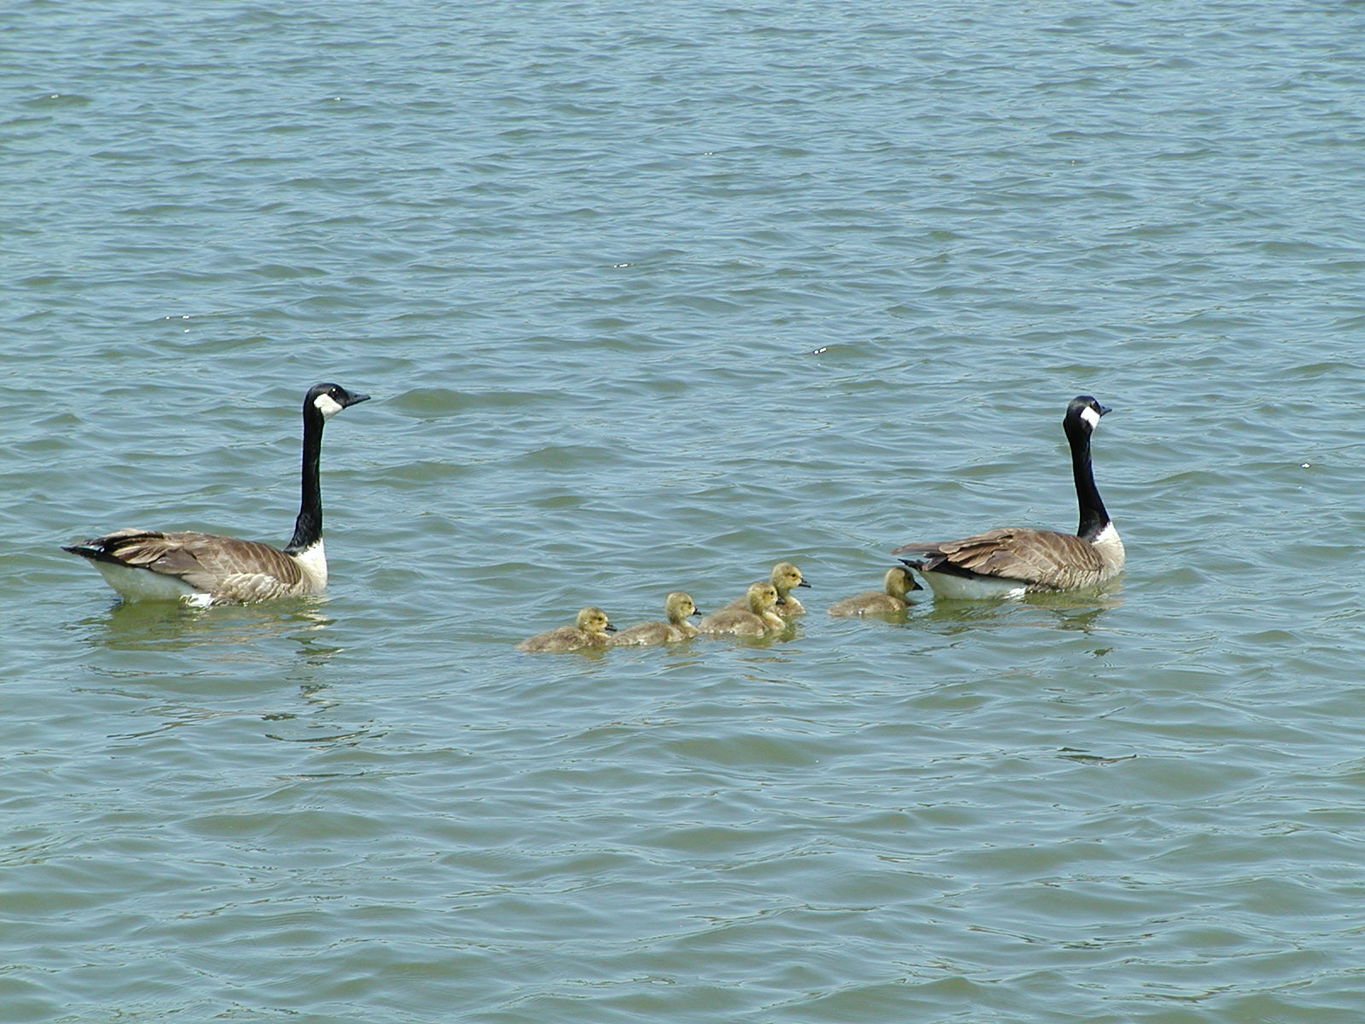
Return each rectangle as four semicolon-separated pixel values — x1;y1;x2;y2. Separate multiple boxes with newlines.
4;1;1365;1021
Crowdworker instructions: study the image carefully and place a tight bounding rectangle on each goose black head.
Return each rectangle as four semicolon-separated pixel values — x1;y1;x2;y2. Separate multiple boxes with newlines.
1065;395;1110;436
308;382;371;419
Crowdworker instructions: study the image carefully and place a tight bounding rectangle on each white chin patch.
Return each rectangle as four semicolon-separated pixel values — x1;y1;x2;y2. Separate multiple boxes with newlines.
1079;406;1102;431
314;393;345;418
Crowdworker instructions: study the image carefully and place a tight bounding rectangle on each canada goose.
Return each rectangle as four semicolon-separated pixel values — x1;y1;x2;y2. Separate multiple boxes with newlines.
723;561;811;615
827;566;923;616
699;581;786;636
610;591;702;646
63;382;370;606
893;395;1125;599
517;606;616;652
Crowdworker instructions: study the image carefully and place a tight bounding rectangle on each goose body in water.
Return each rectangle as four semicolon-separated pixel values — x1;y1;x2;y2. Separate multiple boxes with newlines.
893;396;1125;599
63;382;370;606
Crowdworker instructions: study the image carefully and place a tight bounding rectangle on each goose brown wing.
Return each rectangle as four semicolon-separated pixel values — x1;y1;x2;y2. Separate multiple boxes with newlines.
895;528;1107;590
80;529;303;591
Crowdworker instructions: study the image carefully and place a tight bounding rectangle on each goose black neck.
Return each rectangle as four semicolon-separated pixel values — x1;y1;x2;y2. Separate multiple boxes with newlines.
1069;426;1110;540
285;404;326;553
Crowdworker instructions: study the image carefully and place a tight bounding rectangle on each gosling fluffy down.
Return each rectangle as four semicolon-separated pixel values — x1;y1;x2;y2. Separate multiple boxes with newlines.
723;561;811;615
610;591;702;646
827;566;923;616
699;582;787;637
517;606;616;652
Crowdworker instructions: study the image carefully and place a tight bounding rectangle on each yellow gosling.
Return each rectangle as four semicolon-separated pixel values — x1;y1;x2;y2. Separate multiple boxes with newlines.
517;606;616;653
611;592;702;646
723;561;811;616
699;582;786;637
827;566;923;616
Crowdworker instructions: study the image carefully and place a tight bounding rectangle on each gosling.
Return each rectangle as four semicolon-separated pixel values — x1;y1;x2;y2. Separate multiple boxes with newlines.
699;582;786;637
517;606;616;652
827;566;923;616
723;561;811;616
611;592;702;646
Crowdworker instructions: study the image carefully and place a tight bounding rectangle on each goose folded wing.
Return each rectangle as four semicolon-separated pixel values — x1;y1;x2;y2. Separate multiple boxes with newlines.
97;529;304;591
896;528;1106;590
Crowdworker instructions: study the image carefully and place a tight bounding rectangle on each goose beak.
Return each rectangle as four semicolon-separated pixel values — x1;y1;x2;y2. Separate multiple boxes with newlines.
1098;403;1111;416
345;392;372;407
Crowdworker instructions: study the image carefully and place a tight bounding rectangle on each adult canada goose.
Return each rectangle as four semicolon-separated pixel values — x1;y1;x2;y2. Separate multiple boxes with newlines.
610;591;702;646
63;382;370;606
723;561;811;615
893;396;1125;599
517;606;616;653
699;581;786;637
827;566;923;616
